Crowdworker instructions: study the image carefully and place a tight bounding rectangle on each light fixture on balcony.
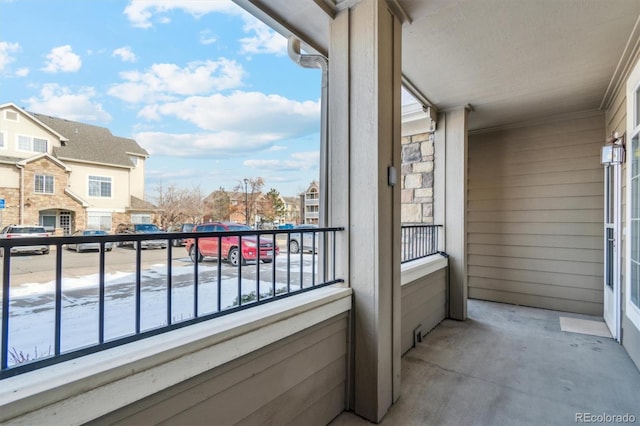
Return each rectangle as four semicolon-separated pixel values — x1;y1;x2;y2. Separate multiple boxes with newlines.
601;132;625;165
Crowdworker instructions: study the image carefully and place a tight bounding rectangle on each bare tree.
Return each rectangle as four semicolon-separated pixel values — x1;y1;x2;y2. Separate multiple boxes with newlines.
154;184;205;228
233;177;264;225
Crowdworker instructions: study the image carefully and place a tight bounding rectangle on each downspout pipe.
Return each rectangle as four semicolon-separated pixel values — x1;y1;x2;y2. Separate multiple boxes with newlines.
16;163;24;225
287;36;329;228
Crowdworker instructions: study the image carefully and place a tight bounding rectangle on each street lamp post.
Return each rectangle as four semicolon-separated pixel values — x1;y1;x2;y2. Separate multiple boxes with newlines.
243;178;249;226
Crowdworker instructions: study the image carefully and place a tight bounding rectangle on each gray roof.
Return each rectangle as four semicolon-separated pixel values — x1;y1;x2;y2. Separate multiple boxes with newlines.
0;155;23;164
32;113;148;168
129;195;159;211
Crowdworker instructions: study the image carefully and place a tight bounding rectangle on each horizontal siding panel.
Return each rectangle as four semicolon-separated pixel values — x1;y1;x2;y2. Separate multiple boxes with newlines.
468;209;601;223
402;269;446;298
402;294;445;354
469;156;601;179
239;358;346;425
468;197;602;212
469;276;603;304
468;233;602;250
468;222;602;236
468;265;602;290
469;169;602;189
469;288;603;316
468;254;601;276
98;315;348;426
469;141;602;164
468;244;603;263
471;124;603;152
469;182;603;201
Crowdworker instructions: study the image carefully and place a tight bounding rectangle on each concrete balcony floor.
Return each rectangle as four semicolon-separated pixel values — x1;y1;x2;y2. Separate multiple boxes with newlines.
332;299;640;426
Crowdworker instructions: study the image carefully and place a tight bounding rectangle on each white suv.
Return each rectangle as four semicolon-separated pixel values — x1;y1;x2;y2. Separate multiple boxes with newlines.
0;225;50;256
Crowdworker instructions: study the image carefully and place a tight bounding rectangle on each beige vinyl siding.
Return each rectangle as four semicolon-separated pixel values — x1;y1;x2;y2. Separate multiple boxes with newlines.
467;112;605;315
88;314;348;426
401;267;447;354
605;50;640;369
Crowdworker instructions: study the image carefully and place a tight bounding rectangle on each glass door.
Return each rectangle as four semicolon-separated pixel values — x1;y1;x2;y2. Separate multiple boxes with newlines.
603;163;621;341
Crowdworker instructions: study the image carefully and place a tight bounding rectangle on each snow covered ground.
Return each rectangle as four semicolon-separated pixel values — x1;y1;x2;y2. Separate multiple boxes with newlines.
2;254;319;366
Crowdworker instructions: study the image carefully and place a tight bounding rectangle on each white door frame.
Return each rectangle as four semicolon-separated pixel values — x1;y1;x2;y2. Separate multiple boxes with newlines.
603;163;621;341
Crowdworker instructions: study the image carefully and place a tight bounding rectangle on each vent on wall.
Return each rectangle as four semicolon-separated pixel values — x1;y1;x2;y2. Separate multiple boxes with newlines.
5;111;18;121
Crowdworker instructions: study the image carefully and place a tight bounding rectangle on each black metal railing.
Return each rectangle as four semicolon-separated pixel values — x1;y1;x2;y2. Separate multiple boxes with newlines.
401;224;442;263
0;227;343;379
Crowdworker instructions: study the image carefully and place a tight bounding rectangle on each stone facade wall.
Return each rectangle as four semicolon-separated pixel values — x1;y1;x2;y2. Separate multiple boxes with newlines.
401;131;434;224
21;158;85;229
0;188;20;227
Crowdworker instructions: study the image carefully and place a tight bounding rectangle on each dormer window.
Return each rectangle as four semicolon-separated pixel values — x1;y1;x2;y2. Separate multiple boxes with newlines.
129;155;138;167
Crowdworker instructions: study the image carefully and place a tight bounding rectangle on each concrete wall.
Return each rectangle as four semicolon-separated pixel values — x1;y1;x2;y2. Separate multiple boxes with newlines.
401;256;448;354
88;314;348;426
467;111;605;315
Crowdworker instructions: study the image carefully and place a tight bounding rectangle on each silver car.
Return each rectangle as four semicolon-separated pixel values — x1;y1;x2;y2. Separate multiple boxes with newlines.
66;230;114;253
0;225;50;256
288;224;318;254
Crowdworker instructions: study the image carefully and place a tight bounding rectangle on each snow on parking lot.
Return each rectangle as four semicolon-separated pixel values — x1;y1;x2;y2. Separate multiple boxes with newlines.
2;254;319;366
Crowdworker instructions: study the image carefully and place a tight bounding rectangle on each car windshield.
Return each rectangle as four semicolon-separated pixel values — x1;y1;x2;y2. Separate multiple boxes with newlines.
135;224;160;232
227;225;251;232
183;224;194;231
85;230;107;236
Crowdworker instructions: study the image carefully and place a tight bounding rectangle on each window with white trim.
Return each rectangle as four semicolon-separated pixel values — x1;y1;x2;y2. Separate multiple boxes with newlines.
627;59;640;329
17;135;47;153
131;214;151;224
88;175;112;198
34;174;54;194
0;131;5;149
129;155;138;167
87;212;112;231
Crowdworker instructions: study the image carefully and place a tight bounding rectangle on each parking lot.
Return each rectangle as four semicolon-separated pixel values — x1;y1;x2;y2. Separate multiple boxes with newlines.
1;236;294;287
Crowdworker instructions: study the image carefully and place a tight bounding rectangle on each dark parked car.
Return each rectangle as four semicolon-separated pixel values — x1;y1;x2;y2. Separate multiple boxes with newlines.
0;225;50;256
288;224;318;254
66;230;114;253
185;222;279;266
168;223;195;247
115;223;167;249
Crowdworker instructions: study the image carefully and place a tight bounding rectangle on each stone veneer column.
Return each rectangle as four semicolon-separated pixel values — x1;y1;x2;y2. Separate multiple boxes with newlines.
401;131;434;224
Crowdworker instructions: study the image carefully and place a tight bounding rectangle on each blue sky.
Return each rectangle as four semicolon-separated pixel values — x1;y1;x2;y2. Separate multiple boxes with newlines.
0;0;322;198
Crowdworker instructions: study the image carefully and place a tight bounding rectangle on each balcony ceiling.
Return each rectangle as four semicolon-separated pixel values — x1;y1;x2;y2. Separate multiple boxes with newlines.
236;0;640;131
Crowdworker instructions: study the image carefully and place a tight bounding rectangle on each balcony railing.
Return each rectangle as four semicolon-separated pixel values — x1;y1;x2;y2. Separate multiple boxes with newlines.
0;227;343;379
401;224;442;263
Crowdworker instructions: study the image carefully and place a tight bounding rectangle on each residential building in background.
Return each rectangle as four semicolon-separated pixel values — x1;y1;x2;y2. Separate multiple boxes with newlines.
0;103;157;234
299;180;319;224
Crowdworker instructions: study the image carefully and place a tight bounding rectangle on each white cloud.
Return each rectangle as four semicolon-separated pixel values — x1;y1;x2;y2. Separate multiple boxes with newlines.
268;145;288;152
123;0;239;29
123;0;285;57
15;67;29;77
0;41;20;71
134;92;320;158
108;59;245;103
139;91;320;137
199;30;217;46
239;18;287;56
42;45;81;73
244;151;319;172
134;130;277;157
113;46;136;63
24;84;111;122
